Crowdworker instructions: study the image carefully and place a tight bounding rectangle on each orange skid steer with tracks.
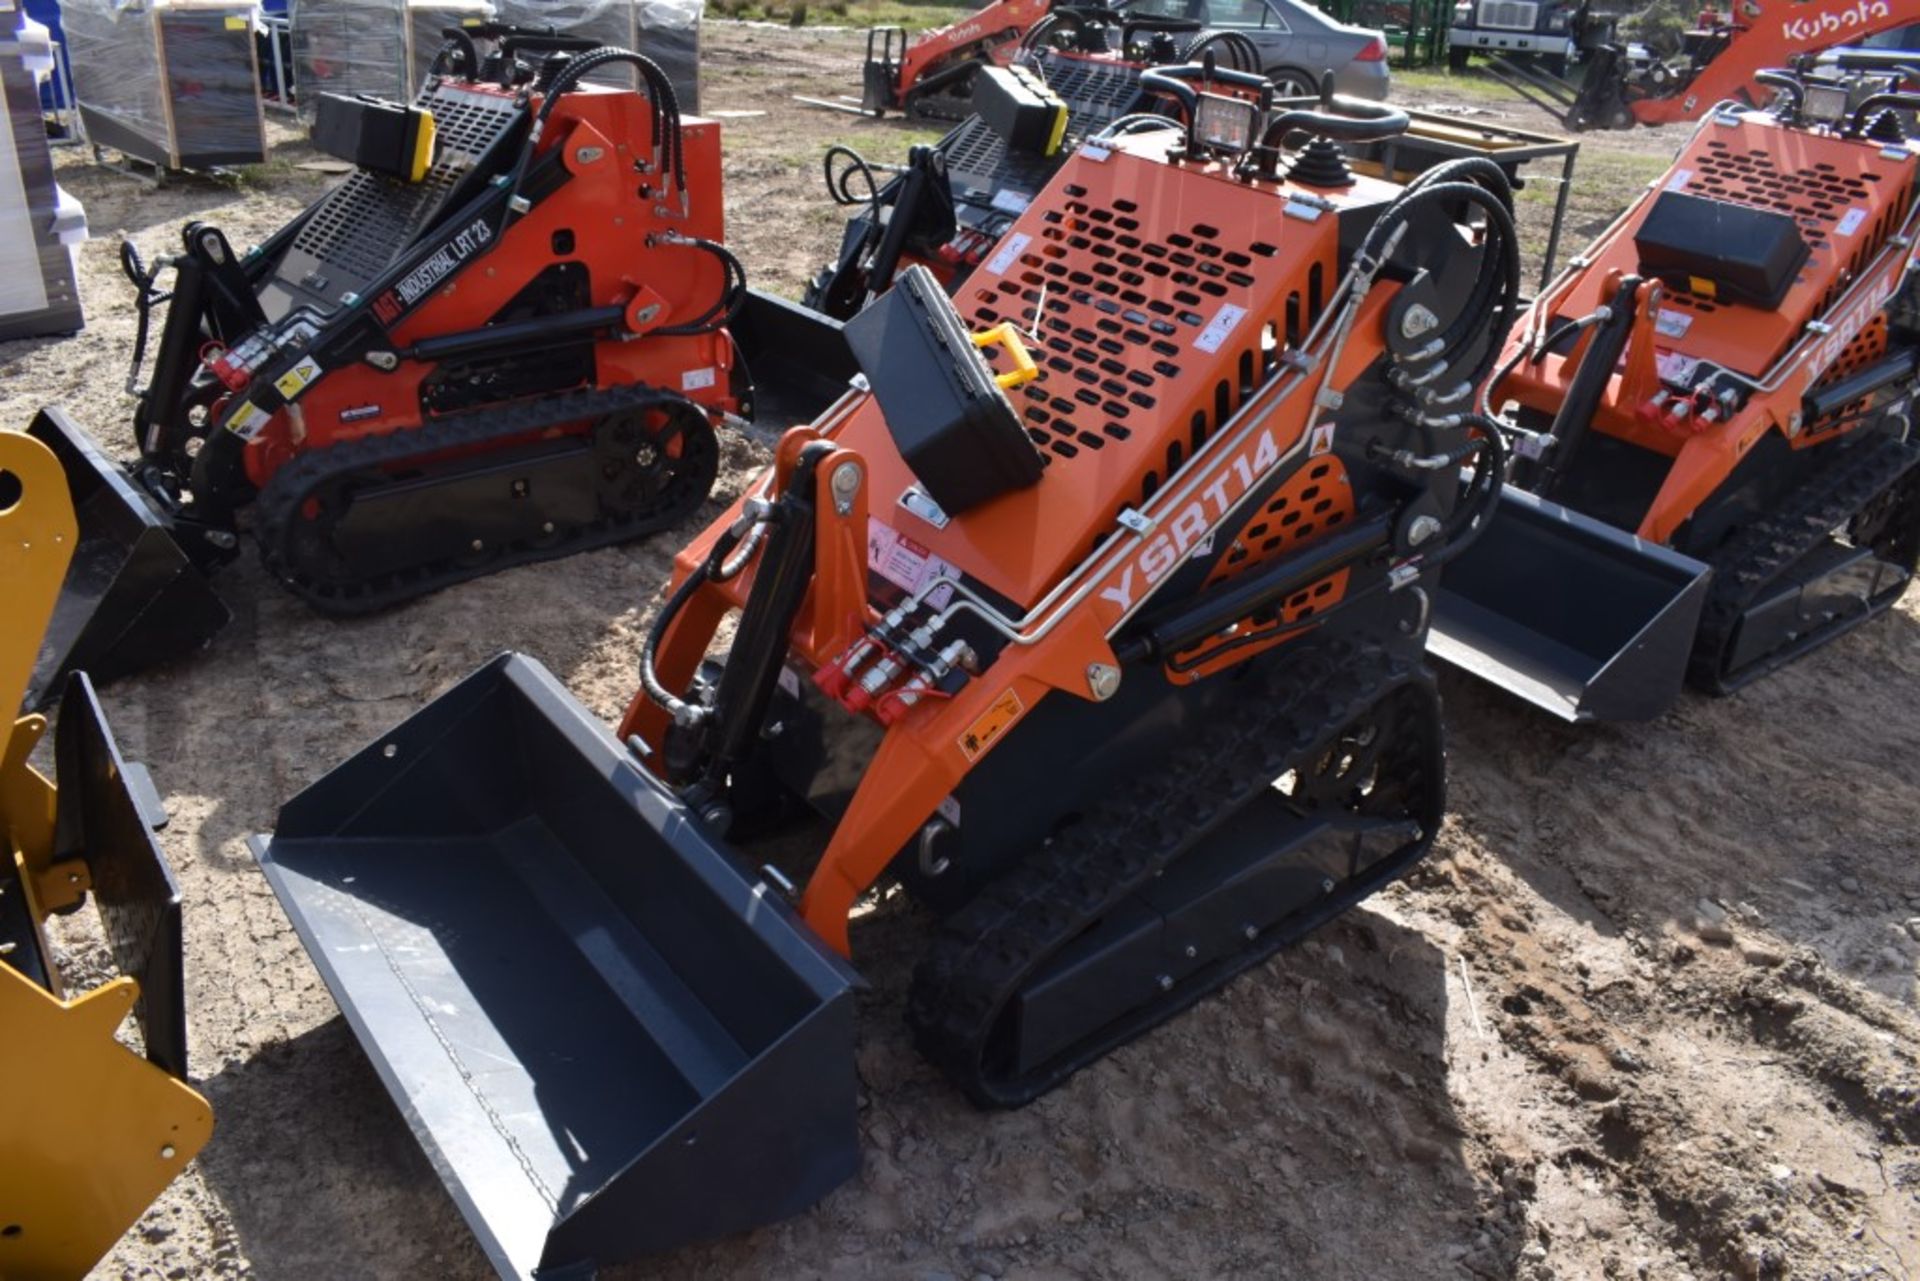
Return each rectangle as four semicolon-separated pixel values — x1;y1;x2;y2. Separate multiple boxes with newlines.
810;0;1054;121
1432;58;1920;720
24;28;849;710
249;69;1520;1278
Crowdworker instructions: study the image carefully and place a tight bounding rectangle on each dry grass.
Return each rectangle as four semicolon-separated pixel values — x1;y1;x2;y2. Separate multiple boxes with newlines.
706;0;969;31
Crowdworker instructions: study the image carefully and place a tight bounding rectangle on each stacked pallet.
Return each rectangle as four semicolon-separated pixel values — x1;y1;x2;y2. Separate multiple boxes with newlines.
491;0;702;109
289;0;492;119
0;0;84;338
62;0;266;168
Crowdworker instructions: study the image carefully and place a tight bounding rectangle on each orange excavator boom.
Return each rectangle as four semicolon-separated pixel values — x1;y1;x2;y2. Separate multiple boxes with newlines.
1568;0;1916;130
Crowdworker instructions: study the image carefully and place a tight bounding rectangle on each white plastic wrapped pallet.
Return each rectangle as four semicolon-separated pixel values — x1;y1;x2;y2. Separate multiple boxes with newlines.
63;0;266;168
289;0;490;116
0;0;85;337
290;0;408;116
491;0;700;110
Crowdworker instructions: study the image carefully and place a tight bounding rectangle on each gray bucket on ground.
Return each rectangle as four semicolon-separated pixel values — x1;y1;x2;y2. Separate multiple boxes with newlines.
250;652;862;1280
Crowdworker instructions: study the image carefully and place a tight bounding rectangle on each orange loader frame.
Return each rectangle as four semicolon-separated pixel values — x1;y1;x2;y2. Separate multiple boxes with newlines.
620;226;1411;955
1493;109;1920;543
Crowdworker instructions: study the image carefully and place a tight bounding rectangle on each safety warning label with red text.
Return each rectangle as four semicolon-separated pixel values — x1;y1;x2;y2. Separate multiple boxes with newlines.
868;518;958;609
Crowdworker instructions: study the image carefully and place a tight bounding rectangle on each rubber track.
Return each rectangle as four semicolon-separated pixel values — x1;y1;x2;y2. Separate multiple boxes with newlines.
902;56;989;122
904;90;977;123
252;384;715;617
907;637;1439;1108
1688;428;1920;695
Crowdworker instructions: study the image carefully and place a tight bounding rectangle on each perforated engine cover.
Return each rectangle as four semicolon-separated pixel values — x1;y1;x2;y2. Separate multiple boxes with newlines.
941;52;1148;223
1029;50;1151;133
258;80;527;322
827;133;1402;611
1542;116;1917;376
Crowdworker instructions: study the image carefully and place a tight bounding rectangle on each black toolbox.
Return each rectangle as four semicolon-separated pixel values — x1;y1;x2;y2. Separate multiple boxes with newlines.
974;64;1069;157
1632;190;1809;309
312;92;436;182
844;264;1043;516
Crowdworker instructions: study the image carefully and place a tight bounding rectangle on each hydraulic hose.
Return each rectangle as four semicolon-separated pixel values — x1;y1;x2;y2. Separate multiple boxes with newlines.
651;235;748;336
1438;414;1508;551
1364;162;1518;573
640;521;746;724
1182;30;1260;73
508;47;686;215
1755;69;1804;119
555;48;683;189
1479;308;1605;421
823;143;887;209
1256;95;1410;146
1401;159;1523;377
1365;172;1522;401
119;240;172;396
1091;112;1183;143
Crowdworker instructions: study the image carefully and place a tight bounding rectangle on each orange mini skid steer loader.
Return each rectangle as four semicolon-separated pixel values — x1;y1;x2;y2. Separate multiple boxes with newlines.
1432;58;1920;721
805;19;1262;320
25;28;851;710
248;67;1519;1279
803;0;1056;121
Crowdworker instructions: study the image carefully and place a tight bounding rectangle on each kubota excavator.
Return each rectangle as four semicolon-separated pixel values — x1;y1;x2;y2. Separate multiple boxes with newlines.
1432;55;1920;720
248;64;1522;1279
0;428;213;1281
23;26;849;711
1467;0;1913;132
1558;0;1915;131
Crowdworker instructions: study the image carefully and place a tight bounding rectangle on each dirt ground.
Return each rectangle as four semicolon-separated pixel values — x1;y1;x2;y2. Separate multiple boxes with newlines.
6;24;1918;1281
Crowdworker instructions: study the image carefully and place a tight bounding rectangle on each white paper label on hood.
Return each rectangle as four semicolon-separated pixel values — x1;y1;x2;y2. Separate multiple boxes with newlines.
984;232;1032;277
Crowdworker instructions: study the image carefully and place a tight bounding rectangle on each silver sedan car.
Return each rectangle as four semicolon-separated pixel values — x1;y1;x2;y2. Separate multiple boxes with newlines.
1121;0;1395;99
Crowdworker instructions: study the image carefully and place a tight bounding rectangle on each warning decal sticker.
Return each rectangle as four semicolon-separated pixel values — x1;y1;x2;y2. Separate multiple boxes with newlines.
958;687;1025;762
868;518;959;608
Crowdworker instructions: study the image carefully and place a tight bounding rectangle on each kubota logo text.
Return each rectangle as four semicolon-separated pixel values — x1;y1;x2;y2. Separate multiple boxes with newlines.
1098;427;1284;612
1780;0;1891;44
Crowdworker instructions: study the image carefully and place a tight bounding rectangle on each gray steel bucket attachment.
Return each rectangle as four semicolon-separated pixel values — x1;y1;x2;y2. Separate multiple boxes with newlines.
733;288;858;429
23;408;229;710
249;653;862;1281
1430;485;1712;722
